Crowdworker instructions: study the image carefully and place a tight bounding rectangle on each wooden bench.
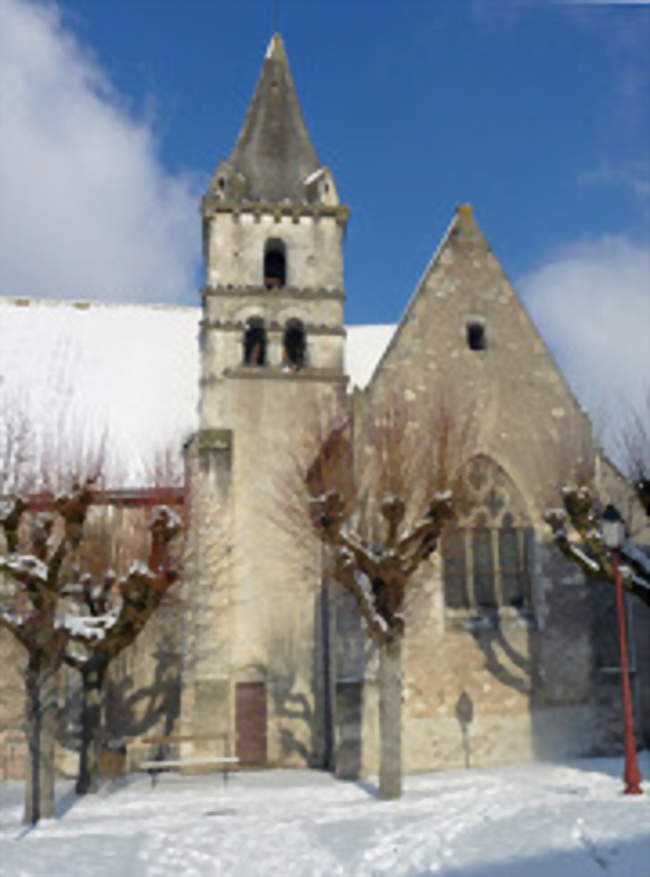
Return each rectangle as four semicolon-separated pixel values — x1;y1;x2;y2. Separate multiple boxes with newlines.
136;733;238;786
137;755;239;787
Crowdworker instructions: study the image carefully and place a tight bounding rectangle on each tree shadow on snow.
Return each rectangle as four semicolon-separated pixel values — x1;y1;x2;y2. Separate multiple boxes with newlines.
54;787;79;819
409;835;650;877
351;777;377;798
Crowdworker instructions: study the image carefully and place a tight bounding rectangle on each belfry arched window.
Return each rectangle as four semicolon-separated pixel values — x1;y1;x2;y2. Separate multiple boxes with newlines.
283;319;306;370
243;317;266;366
441;456;533;614
264;239;286;289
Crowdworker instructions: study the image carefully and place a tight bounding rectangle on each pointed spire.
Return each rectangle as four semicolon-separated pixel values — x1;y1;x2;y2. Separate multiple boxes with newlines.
228;33;320;203
265;31;287;63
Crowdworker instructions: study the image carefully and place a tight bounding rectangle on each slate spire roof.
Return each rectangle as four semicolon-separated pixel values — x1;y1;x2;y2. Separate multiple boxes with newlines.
227;33;321;203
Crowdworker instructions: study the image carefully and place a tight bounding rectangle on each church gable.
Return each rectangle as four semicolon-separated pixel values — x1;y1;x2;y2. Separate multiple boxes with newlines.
366;205;592;514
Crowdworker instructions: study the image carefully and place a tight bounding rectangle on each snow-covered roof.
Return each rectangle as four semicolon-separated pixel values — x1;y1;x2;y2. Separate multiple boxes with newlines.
344;324;395;390
0;298;393;484
0;297;200;485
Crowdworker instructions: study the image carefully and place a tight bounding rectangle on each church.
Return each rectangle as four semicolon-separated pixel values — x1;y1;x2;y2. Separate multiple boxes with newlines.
0;33;648;781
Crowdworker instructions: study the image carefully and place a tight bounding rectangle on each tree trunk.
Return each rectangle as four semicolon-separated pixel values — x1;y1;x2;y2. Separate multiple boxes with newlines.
76;656;108;795
378;637;403;800
24;656;57;824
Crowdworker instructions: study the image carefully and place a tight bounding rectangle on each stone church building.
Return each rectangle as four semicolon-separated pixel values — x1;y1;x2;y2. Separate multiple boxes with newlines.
1;34;648;780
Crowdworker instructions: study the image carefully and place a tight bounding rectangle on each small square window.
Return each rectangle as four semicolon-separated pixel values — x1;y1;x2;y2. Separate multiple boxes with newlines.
467;322;486;351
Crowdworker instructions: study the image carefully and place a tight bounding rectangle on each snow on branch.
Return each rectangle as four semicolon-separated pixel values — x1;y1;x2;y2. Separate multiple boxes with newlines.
62;504;181;661
622;538;650;580
0;553;48;586
0;608;32;649
312;489;454;645
57;610;118;641
545;486;650;608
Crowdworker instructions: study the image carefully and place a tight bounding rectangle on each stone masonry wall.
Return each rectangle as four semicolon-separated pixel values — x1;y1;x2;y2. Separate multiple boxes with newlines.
338;206;641;775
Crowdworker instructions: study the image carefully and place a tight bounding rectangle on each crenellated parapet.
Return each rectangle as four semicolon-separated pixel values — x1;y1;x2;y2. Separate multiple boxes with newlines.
202;198;349;227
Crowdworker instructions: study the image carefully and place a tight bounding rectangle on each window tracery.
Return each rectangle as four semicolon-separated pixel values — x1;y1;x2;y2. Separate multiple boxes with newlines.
442;456;533;615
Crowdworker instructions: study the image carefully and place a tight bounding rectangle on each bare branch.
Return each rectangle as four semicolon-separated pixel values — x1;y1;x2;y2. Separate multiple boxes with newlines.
0;553;49;595
0;495;27;553
619;386;650;492
65;505;181;660
545;487;650;608
298;389;473;649
0;609;33;650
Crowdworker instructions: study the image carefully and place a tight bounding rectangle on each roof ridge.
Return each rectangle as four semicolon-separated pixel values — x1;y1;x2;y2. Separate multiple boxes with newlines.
0;295;200;314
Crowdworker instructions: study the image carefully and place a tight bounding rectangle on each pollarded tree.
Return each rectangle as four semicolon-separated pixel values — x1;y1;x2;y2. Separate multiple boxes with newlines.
545;486;650;608
545;389;650;606
0;484;181;822
63;503;181;794
304;397;473;799
310;490;453;798
0;481;94;823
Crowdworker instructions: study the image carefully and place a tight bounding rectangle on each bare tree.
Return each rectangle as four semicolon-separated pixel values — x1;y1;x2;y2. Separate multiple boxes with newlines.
0;395;35;496
142;442;185;488
0;482;181;822
63;503;181;794
545;487;650;608
0;481;93;823
300;394;473;799
619;387;650;516
544;389;650;606
0;389;184;813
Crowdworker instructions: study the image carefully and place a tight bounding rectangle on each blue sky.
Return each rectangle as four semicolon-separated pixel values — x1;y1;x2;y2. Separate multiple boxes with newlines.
0;0;648;449
49;0;649;317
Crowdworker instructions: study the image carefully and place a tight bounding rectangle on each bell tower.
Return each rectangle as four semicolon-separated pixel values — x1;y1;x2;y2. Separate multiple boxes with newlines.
200;32;348;411
184;33;348;768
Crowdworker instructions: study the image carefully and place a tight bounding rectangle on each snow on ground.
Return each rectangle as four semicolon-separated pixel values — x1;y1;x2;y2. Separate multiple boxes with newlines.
1;757;649;876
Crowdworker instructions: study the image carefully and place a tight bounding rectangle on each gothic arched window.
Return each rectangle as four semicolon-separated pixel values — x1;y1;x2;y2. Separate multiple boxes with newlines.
243;318;267;366
498;512;534;608
264;239;286;289
441;456;533;616
442;526;469;609
472;514;496;608
283;319;306;370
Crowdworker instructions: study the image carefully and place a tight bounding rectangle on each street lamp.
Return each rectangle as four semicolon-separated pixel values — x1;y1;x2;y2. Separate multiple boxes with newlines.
601;504;643;795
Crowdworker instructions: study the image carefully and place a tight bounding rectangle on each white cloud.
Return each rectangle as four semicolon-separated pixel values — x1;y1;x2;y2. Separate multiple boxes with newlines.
0;0;203;304
579;161;650;212
518;235;650;460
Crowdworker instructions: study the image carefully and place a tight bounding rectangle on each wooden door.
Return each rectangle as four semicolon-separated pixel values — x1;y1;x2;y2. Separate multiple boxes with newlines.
235;682;267;765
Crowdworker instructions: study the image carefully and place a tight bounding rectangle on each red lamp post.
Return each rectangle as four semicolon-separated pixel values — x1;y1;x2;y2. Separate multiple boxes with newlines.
602;504;643;795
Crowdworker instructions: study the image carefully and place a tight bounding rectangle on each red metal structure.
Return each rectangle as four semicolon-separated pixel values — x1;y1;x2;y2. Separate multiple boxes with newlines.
614;552;643;795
